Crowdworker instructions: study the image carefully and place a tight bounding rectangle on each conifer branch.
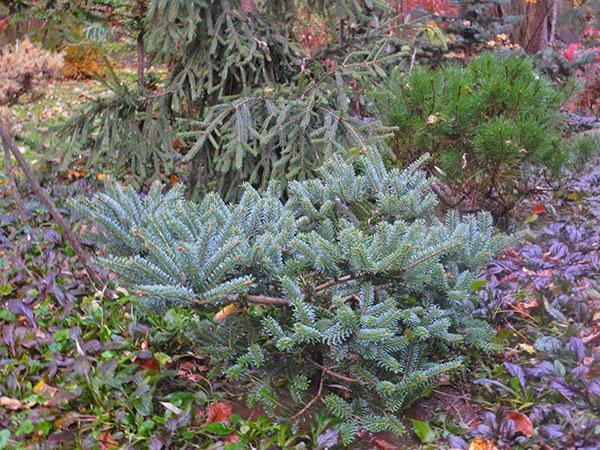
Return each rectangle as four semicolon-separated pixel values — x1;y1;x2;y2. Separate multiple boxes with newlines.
291;369;325;420
76;147;514;433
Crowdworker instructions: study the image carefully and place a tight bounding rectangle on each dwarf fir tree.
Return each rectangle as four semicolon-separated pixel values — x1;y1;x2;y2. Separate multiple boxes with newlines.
74;148;515;444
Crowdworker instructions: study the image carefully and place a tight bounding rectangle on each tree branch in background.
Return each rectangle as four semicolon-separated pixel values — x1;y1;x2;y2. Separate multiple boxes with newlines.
0;121;103;288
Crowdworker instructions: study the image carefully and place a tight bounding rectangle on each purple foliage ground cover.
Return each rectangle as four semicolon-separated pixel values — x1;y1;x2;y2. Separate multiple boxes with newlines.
451;163;600;449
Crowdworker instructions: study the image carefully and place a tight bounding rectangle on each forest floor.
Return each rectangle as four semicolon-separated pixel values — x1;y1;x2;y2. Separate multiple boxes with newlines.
0;74;599;449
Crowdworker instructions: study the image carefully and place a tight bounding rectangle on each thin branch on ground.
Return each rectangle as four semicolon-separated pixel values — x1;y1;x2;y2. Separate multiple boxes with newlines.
0;121;103;288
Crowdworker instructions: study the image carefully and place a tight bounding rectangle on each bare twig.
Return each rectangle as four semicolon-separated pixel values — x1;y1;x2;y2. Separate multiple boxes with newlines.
0;122;103;288
314;274;357;293
245;294;289;306
291;369;325;420
305;355;358;384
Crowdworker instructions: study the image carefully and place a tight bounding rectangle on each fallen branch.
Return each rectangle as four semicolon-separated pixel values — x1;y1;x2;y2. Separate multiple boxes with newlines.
3;144;28;226
0;121;103;288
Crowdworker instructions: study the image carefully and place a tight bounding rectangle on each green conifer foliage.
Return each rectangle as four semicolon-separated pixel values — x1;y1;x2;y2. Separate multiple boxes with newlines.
62;0;400;201
375;53;566;220
74;149;515;442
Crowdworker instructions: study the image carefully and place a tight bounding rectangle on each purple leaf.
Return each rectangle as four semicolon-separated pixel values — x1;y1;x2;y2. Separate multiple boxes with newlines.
534;336;561;353
447;435;468;449
539;424;564;439
550;379;578;397
587;378;600;397
526;361;555;378
316;428;339;449
568;337;585;362
549;241;568;259
504;362;527;390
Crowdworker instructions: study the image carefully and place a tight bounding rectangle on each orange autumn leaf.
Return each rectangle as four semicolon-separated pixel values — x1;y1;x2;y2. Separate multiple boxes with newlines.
214;303;238;322
469;438;499;450
207;401;233;425
66;168;88;181
532;203;546;215
99;431;118;450
505;411;534;438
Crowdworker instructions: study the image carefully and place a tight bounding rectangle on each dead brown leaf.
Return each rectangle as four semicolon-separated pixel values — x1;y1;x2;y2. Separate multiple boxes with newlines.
207;401;233;425
0;396;34;410
505;411;534;438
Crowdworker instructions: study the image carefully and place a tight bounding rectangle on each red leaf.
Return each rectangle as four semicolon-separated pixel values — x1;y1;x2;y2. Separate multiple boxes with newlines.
133;351;160;372
374;438;400;449
207;401;233;425
532;203;546;215
505;411;533;438
99;432;117;450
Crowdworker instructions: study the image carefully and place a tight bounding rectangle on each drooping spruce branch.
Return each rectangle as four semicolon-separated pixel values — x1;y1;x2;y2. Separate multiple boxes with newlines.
60;0;406;201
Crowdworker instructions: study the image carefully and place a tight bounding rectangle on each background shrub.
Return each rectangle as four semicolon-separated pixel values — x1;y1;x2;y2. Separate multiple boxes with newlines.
62;43;109;79
0;38;63;127
74;149;514;444
0;39;63;106
375;53;566;219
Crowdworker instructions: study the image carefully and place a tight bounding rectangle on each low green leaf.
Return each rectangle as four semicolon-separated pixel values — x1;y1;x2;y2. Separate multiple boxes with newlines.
470;279;488;291
16;420;34;437
0;430;10;449
410;419;436;443
202;422;236;436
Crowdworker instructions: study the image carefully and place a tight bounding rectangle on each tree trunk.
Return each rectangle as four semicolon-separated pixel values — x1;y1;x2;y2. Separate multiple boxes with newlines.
511;0;551;54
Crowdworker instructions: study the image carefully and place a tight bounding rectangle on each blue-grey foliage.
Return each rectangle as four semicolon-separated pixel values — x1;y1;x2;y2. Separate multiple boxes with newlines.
74;149;515;443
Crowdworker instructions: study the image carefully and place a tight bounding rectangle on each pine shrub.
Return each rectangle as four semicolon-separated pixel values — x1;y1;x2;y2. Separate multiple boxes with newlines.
375;53;566;219
74;149;514;442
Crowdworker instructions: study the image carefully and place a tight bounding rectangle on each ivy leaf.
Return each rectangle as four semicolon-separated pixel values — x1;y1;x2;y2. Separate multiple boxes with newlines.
0;430;10;449
410;419;437;443
202;422;236;436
